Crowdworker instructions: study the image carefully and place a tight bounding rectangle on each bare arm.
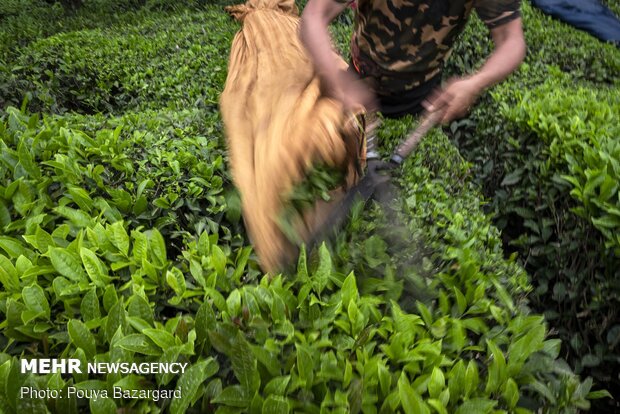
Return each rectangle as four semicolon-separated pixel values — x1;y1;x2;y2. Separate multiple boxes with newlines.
300;0;349;95
427;17;526;122
468;17;526;91
300;0;376;111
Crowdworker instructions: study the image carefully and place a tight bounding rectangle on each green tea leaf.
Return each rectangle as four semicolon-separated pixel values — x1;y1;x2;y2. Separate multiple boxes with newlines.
341;272;358;307
22;284;50;320
416;301;433;327
427;399;448;414
103;285;118;312
80;247;110;287
190;259;206;288
17;140;41;180
105;300;126;342
448;360;465;402
454;398;497;414
264;376;290;396
501;169;523;186
107;221;129;256
211;244;226;277
50;248;87;283
296;344;314;389
131;230;147;262
116;334;162;356
169;358;219;414
227;289;241;316
195;301;216;347
587;389;613;399
262;395;289;414
146;229;167;266
485;339;507;394
428;367;445;399
398;373;429;414
508;323;545;372
453;287;467;316
211;385;249;407
314;244;331;296
231;331;260;393
464;360;479;398
67;185;93;212
166;267;186;297
581;354;601;367
33;226;54;253
68;319;97;358
127;295;153;325
378;362;392;397
143;328;176;350
54;206;93;228
197;231;210;256
0;236;28;259
502;378;519;408
0;253;19;291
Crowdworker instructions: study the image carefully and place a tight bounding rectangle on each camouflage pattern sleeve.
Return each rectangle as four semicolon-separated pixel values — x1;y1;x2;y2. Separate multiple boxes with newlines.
475;0;521;28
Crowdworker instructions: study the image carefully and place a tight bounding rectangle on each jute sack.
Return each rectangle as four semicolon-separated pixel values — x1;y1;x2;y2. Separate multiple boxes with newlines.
220;0;366;272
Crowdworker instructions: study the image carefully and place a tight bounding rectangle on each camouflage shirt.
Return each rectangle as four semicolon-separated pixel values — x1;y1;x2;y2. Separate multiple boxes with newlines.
338;0;521;95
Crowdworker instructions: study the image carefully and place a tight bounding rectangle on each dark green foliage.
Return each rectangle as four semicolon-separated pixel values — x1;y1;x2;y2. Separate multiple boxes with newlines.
43;0;85;10
1;8;235;114
0;107;599;413
0;0;611;412
497;73;620;388
0;1;135;61
443;3;620;411
602;0;620;16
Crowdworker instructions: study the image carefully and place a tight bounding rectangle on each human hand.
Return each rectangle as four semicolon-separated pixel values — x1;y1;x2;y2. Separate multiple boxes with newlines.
332;70;377;114
424;77;483;124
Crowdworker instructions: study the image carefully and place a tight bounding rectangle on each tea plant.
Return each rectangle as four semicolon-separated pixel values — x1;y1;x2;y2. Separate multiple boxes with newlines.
443;4;620;410
0;107;603;413
0;1;612;413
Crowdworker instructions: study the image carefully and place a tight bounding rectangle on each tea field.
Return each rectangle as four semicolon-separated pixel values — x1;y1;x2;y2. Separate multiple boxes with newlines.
0;0;618;413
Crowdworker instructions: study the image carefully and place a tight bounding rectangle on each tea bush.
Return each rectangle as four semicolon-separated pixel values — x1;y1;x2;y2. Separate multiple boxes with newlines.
443;2;620;410
1;9;234;114
496;71;620;393
0;106;602;413
504;73;620;255
0;1;146;62
0;0;611;413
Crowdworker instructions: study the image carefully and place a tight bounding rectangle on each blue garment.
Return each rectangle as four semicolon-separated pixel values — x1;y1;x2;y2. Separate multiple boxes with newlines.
531;0;620;45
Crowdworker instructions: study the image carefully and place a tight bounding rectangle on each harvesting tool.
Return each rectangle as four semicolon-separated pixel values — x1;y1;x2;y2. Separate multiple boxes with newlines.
301;109;443;259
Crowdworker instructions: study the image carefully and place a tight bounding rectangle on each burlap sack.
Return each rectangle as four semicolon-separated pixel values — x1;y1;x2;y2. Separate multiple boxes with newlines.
220;0;366;272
